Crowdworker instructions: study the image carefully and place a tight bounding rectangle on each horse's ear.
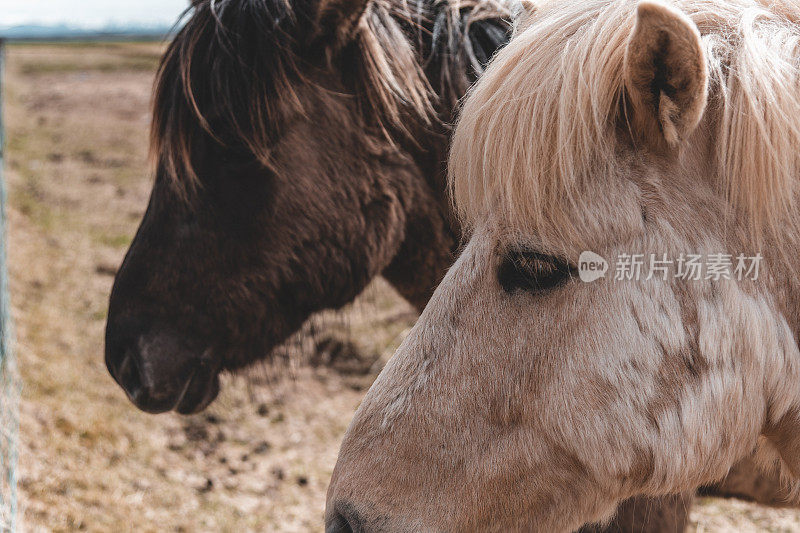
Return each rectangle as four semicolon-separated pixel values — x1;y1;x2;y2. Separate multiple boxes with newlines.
311;0;371;49
624;1;708;148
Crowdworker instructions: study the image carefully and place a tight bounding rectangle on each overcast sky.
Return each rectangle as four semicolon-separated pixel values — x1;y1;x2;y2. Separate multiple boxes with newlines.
0;0;190;27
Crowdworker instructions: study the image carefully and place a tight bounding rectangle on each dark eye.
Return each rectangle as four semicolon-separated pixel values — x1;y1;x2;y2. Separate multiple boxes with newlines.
498;250;576;294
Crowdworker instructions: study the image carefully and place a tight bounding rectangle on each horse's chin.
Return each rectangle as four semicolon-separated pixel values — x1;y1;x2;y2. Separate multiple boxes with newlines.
174;370;221;415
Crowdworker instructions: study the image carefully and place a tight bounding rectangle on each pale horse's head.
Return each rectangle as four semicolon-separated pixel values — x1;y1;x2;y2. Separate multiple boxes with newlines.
326;0;800;530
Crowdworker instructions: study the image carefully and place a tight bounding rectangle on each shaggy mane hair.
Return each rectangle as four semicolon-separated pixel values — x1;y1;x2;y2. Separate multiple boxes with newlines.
449;0;800;238
151;0;513;191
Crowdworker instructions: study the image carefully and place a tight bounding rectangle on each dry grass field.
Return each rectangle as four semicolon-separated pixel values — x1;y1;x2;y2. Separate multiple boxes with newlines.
5;41;800;532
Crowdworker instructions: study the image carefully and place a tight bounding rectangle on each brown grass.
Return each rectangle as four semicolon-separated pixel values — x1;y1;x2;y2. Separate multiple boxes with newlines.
4;42;800;532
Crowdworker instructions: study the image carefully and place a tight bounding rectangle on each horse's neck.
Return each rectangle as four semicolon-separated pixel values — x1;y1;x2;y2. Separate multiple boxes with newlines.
381;129;459;309
379;2;510;307
409;6;511;222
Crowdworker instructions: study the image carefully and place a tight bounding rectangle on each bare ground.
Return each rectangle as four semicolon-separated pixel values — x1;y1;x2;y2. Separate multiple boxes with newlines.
4;42;800;532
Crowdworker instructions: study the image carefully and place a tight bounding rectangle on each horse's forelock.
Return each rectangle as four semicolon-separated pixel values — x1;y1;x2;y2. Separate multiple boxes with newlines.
151;0;513;200
151;0;302;198
450;0;800;243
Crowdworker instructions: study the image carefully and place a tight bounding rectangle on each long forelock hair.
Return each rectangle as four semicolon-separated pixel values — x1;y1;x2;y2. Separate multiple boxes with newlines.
449;0;800;242
151;0;513;197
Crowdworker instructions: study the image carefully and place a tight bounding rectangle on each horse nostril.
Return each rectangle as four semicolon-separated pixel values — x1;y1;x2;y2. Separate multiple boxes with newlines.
325;506;364;533
326;511;356;533
115;349;147;402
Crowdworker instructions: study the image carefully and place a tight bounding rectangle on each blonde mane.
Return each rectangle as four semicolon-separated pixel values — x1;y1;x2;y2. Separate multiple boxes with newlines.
449;0;800;239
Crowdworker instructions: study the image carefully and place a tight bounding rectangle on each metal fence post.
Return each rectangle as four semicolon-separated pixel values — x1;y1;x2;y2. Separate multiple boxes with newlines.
0;37;19;533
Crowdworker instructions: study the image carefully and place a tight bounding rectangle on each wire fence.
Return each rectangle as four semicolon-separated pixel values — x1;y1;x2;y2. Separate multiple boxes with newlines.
0;39;19;533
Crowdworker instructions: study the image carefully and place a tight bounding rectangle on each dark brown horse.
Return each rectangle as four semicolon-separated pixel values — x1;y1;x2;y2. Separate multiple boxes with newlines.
103;0;782;531
105;0;511;414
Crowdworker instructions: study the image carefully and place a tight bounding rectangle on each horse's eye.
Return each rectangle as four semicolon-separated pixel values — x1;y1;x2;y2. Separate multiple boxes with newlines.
498;250;576;294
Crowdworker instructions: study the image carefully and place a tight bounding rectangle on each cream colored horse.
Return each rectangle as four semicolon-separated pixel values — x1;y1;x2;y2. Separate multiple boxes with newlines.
326;0;800;530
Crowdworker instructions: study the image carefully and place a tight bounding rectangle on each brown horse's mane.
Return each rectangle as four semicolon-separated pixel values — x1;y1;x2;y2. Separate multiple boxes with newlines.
151;0;513;193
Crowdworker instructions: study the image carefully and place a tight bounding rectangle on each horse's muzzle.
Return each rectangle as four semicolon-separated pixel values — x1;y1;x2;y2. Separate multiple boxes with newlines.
105;323;220;414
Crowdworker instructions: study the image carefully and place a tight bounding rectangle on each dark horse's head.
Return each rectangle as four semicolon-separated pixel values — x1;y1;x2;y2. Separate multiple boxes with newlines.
105;0;511;414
